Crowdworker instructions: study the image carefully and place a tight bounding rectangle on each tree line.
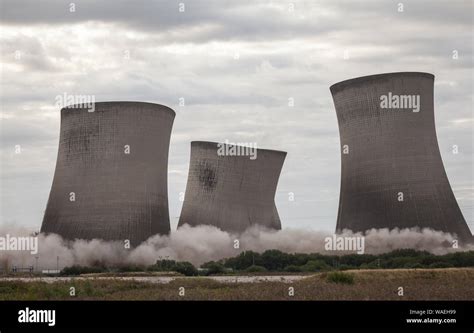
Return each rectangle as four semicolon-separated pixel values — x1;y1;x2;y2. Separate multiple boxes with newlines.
59;249;474;276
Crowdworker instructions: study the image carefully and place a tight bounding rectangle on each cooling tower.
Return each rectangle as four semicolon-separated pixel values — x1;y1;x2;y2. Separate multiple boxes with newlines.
178;141;286;233
41;101;175;246
330;72;472;241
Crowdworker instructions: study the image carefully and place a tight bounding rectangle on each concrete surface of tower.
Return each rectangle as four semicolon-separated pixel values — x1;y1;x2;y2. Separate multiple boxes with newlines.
330;72;472;242
178;141;286;233
41;102;175;246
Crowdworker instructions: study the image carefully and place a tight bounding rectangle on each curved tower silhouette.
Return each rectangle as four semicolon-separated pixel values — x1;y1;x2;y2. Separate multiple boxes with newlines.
41;101;175;245
178;141;286;233
330;72;472;241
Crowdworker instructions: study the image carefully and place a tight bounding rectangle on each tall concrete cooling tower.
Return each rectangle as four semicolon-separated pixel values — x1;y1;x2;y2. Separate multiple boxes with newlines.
178;141;286;233
41;102;175;246
330;72;472;241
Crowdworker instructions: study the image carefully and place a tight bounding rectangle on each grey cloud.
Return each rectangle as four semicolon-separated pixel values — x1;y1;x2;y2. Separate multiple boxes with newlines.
2;1;470;43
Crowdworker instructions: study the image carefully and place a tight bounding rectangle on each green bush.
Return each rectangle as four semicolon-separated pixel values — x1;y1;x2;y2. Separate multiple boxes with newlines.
60;266;106;276
301;260;329;272
326;271;354;285
338;264;355;271
284;265;302;272
224;251;261;270
245;265;267;273
201;261;226;275
339;254;377;267
117;265;145;272
388;257;419;268
175;262;198;276
429;262;453;268
147;259;178;272
260;250;291;271
365;260;383;269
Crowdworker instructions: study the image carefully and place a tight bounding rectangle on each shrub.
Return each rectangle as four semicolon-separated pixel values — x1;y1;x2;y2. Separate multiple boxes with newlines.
224;251;261;270
117;265;145;272
245;265;267;273
338;264;355;271
60;266;105;276
260;250;290;271
201;261;226;275
429;262;453;268
301;260;329;272
284;265;302;272
365;260;383;269
148;259;178;272
175;262;198;276
388;257;418;268
326;271;354;285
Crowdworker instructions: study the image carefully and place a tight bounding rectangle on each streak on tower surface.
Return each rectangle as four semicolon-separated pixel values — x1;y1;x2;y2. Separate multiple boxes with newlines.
330;72;472;241
41;102;175;245
178;141;286;233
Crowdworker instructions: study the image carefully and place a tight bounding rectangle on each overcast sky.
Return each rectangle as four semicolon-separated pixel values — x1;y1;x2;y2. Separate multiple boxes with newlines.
0;0;472;233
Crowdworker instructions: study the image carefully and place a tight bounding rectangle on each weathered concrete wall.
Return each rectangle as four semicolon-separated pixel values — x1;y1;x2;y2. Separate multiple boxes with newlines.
41;102;175;245
178;141;286;233
331;72;472;241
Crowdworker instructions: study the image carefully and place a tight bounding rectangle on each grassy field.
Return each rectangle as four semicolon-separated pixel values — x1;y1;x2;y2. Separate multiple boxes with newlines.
0;268;473;300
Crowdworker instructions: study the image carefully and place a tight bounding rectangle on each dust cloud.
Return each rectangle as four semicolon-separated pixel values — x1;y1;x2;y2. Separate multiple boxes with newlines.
0;224;471;269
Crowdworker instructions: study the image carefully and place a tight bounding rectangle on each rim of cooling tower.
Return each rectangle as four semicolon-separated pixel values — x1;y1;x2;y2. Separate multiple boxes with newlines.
329;72;435;94
60;101;176;117
191;141;288;156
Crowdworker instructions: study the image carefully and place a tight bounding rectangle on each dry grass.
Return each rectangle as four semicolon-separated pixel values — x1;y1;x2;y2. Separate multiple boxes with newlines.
0;268;473;300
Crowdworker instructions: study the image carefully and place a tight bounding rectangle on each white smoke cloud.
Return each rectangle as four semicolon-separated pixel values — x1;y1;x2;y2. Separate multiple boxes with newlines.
0;224;472;270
